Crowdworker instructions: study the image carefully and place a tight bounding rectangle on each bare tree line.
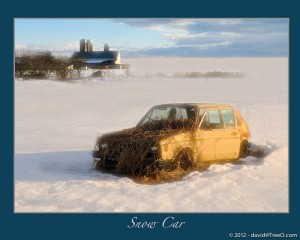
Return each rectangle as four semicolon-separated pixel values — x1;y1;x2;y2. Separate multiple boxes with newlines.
15;51;81;79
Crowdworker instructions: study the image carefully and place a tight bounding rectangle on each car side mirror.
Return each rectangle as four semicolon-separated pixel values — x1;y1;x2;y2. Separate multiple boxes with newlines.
205;121;213;130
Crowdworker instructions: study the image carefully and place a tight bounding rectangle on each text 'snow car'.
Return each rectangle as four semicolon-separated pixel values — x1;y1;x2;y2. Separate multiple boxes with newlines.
93;103;251;174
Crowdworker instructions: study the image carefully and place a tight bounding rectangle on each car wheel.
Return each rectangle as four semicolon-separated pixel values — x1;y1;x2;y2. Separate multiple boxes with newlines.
239;142;248;159
173;150;193;171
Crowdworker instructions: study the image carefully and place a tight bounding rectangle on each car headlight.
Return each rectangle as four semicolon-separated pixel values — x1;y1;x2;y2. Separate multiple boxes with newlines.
151;146;158;151
101;143;108;149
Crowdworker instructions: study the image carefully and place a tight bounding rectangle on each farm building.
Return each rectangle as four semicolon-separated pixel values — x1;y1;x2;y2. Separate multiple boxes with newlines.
71;39;128;70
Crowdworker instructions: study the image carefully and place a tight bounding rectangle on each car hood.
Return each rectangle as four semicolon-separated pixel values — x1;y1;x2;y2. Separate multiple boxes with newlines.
94;126;191;175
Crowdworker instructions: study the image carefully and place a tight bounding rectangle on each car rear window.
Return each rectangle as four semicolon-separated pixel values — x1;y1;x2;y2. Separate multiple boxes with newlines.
200;109;236;130
221;109;235;129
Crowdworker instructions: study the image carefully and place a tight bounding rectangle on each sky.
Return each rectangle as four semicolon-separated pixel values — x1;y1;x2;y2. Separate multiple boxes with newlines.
15;18;289;57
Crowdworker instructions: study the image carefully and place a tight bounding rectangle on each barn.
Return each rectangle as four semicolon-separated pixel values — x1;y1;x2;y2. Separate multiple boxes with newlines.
71;39;128;70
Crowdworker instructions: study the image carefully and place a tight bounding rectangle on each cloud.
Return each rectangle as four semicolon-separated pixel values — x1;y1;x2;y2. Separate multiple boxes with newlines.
117;19;174;29
117;18;288;57
15;41;81;56
123;39;287;58
15;44;28;49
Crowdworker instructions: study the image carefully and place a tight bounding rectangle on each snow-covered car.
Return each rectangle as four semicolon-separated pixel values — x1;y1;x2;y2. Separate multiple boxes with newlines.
92;103;251;175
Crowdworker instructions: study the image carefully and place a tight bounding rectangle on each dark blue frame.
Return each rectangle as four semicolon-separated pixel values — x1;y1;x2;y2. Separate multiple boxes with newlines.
1;1;299;239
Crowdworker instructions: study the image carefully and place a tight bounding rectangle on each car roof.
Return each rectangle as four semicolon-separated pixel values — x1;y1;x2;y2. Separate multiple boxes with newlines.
152;103;235;109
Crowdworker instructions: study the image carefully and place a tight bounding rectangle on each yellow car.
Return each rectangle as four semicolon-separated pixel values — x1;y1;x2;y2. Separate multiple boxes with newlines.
93;103;250;174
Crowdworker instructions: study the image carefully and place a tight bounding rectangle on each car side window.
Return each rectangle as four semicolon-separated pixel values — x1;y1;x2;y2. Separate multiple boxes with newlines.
221;109;235;129
200;110;224;130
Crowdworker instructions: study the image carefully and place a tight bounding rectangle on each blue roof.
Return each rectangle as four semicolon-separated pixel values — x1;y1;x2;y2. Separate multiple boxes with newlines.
72;51;119;61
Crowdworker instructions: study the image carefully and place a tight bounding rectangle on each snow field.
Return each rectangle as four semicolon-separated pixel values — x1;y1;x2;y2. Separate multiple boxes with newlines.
15;57;288;212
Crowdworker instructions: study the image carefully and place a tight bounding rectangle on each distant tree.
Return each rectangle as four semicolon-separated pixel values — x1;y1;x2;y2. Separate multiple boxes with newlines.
15;51;72;79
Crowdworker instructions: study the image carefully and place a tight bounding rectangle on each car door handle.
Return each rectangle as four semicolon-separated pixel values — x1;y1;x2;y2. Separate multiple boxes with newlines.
231;132;238;136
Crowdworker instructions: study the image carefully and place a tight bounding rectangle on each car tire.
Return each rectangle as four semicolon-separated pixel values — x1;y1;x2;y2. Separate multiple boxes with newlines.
239;141;248;159
173;150;194;171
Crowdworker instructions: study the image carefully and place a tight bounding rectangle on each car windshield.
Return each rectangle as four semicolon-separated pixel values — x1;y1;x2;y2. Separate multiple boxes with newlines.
137;105;198;130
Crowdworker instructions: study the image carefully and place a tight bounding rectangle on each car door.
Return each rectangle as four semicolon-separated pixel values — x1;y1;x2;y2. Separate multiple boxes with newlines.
215;109;240;160
196;109;220;161
196;109;240;161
